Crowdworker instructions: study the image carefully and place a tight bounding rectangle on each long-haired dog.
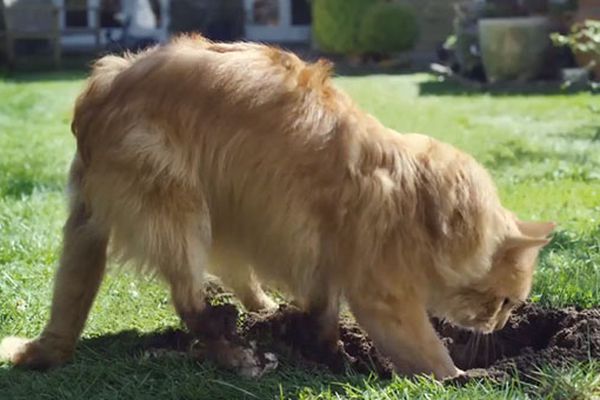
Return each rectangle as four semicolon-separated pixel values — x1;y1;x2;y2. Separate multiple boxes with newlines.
1;35;554;379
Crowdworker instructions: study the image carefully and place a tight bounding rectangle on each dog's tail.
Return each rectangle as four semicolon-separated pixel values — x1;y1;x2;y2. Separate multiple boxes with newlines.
71;54;134;165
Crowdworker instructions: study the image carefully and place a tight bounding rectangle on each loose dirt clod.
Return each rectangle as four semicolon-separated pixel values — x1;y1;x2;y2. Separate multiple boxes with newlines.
138;302;599;382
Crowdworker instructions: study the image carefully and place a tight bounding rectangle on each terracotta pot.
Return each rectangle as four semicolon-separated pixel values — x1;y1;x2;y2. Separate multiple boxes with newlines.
573;0;600;79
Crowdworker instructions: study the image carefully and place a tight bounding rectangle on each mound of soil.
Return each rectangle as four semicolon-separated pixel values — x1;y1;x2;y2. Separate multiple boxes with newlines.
242;304;394;378
139;302;599;382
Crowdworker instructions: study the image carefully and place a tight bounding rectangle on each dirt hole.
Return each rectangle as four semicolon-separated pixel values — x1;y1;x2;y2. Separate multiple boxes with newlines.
138;302;600;382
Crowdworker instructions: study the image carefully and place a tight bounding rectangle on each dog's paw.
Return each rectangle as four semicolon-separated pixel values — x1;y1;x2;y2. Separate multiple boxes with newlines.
0;336;71;370
0;336;30;363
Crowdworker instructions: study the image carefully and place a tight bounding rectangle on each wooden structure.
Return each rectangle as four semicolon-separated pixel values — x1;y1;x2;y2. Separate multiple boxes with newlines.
1;0;170;68
2;0;62;67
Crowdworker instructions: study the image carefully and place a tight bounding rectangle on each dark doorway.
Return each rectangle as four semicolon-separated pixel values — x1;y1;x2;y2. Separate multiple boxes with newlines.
291;0;311;25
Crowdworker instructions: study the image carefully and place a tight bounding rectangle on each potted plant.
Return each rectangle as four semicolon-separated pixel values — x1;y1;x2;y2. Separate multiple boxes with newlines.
551;20;600;80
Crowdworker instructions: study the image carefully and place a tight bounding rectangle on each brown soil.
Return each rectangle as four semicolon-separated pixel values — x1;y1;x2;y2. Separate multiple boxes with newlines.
139;302;600;382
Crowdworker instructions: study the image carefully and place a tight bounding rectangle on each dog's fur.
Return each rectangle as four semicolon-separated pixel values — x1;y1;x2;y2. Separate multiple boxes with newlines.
0;36;554;379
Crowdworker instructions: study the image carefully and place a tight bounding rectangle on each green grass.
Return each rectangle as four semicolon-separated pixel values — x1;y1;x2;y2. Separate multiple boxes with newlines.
1;72;599;399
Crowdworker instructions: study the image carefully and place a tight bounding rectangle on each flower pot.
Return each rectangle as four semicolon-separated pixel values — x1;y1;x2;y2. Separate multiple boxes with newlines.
574;49;600;80
479;16;552;82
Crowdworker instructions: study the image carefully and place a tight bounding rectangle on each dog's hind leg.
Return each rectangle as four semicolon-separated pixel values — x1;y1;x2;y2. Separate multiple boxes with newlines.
145;202;234;340
157;214;277;377
208;248;277;312
0;157;109;370
147;203;213;337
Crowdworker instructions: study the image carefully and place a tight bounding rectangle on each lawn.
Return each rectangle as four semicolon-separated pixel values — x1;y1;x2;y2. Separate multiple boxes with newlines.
0;71;599;399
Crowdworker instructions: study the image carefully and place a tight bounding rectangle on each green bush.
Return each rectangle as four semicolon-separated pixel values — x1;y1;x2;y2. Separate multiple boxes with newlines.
358;2;419;54
312;0;379;54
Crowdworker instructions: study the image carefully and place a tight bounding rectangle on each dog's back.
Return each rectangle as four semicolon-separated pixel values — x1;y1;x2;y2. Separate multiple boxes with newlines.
70;36;361;300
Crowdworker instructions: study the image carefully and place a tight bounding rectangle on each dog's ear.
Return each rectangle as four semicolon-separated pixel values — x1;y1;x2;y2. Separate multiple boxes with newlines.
516;220;555;238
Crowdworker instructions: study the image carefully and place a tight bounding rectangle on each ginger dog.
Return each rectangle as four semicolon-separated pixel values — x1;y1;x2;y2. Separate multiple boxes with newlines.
1;36;554;379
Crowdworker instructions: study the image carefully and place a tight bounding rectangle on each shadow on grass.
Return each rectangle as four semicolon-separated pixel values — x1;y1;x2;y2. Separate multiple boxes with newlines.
481;136;599;174
0;54;92;82
482;139;559;170
0;51;96;78
1;176;64;198
2;69;88;83
418;79;596;97
550;126;600;143
0;162;65;198
0;328;378;399
333;64;421;78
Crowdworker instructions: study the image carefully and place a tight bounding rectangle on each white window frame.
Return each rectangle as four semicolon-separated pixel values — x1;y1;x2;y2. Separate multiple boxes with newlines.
244;0;310;42
55;0;170;48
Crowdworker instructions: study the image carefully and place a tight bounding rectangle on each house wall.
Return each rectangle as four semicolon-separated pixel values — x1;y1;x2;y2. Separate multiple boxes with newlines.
398;0;456;52
167;0;455;52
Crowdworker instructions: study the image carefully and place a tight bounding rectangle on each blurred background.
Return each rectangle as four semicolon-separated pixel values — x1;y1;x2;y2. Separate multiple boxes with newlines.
0;0;598;84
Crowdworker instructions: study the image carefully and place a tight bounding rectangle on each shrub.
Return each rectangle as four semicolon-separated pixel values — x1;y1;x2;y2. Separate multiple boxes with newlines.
358;2;419;54
551;20;600;80
551;20;600;56
312;0;379;54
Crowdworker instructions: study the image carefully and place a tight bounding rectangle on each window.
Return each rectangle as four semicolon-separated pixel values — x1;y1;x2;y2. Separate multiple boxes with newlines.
252;0;279;26
65;0;88;27
100;0;122;27
291;0;311;25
